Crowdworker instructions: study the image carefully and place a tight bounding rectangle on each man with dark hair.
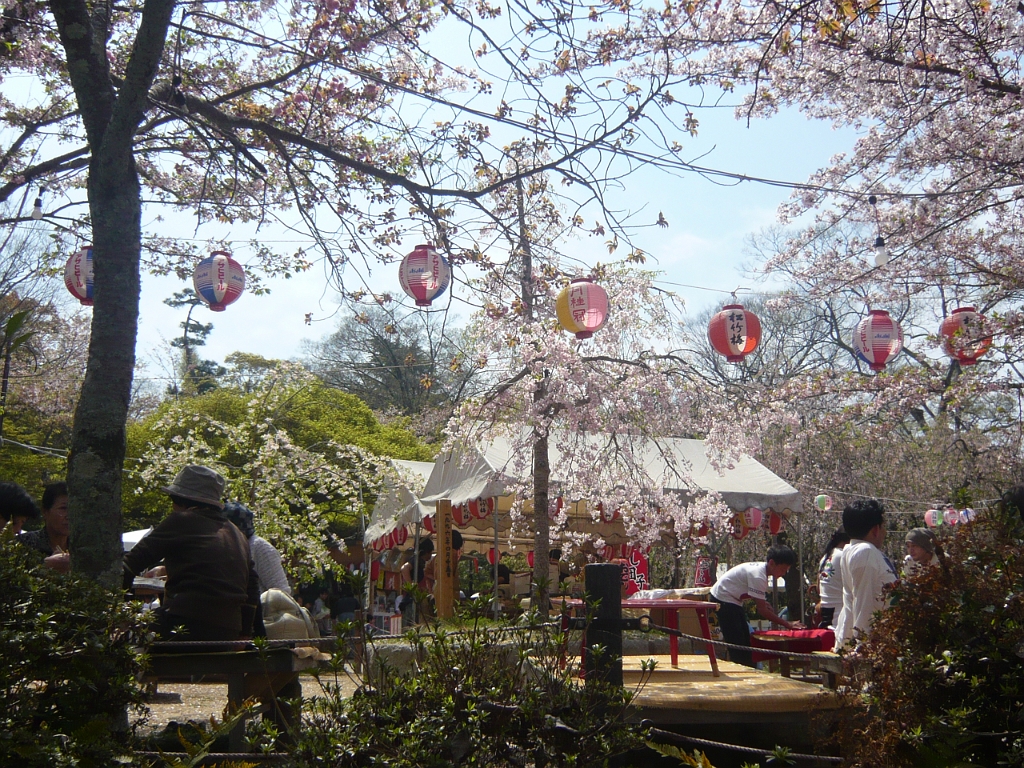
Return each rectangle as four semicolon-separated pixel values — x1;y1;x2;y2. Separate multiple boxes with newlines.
0;481;40;534
122;465;261;641
18;481;71;572
833;499;899;651
710;545;803;667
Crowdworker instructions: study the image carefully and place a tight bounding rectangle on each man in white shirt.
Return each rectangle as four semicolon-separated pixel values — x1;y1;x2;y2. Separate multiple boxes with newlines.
710;545;803;667
832;499;899;651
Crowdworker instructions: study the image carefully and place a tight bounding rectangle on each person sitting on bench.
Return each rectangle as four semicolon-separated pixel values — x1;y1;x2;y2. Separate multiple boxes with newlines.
123;465;260;641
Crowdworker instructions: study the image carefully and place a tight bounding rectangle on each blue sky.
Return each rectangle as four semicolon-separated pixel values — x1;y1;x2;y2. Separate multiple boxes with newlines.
135;103;857;379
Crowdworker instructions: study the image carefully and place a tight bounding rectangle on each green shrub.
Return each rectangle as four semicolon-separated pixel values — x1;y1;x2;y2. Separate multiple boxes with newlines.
0;537;150;767
835;506;1024;767
295;601;645;766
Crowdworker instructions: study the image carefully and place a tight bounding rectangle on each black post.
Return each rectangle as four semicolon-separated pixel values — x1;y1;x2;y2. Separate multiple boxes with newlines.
584;563;623;686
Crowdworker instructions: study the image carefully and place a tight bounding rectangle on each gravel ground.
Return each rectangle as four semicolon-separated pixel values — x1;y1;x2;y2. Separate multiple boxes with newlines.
133;671;361;734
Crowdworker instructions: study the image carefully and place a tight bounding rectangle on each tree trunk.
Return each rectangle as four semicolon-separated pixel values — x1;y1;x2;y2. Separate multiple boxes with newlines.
67;152;142;586
532;429;550;611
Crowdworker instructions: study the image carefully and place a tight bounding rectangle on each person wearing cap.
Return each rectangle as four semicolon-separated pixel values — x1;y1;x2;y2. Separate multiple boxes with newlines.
903;528;939;578
123;465;261;641
223;500;291;595
0;481;41;536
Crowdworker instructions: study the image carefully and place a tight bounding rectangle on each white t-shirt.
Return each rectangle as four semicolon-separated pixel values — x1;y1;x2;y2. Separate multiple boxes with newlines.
818;547;845;609
832;540;899;650
710;562;767;606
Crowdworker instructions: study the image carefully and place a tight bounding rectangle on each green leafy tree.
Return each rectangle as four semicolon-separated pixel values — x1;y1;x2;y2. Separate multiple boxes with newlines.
163;289;225;396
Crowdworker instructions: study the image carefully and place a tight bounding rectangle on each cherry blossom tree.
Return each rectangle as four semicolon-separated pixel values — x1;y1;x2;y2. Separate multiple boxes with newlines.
0;0;713;582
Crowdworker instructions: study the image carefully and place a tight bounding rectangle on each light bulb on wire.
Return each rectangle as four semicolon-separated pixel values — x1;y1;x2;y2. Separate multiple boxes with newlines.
873;235;889;267
31;197;42;220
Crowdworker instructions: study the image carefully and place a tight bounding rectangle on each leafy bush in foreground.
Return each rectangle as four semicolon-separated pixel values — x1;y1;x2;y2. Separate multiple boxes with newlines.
0;538;149;767
296;602;645;767
835;506;1024;767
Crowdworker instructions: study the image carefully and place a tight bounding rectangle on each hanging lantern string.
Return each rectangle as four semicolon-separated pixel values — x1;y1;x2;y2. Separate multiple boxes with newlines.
793;479;999;511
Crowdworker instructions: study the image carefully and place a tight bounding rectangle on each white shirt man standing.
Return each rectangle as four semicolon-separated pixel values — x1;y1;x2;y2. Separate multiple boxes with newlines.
833;499;899;651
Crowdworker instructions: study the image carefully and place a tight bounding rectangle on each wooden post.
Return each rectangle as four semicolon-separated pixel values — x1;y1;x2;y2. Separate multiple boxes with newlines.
435;500;455;619
584;562;623;687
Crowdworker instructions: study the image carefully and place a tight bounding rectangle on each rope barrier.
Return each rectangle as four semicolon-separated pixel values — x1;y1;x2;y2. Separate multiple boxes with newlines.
643;724;844;764
610;616;836;663
148;637;338;652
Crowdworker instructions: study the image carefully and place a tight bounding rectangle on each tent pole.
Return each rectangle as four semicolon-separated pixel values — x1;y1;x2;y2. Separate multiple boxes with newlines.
493;503;500;620
412;521;422;625
796;512;804;624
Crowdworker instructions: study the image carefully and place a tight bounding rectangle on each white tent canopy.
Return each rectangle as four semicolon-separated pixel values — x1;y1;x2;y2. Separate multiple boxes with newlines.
364;429;800;545
363;459;436;544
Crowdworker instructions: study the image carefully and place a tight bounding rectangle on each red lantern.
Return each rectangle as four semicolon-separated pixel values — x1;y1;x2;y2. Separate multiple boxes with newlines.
64;245;94;306
372;536;386;553
468;499;482;519
729;514;749;540
527;551;535;568
768;511;784;535
452;504;470;526
742;507;763;529
487;547;497;565
940;307;991;366
193;251;246;312
399;243;451;307
486;497;496;515
853;309;903;371
708;304;761;362
556;278;609;339
393;526;408;547
422;515;435;534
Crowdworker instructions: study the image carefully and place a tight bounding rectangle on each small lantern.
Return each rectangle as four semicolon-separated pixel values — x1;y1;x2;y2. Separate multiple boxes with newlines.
768;510;784;535
852;309;903;371
64;245;94;306
742;507;763;529
814;494;833;512
468;499;482;519
393;526;409;547
943;507;959;526
527;551;535;568
924;509;943;527
959;508;977;524
556;278;609;339
422;515;435;534
193;251;245;311
399;243;450;307
729;514;750;540
487;547;497;565
452;504;470;526
708;304;761;362
939;307;991;366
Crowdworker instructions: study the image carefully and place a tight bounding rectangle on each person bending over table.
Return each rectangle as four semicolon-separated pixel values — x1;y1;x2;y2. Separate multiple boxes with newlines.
709;545;803;667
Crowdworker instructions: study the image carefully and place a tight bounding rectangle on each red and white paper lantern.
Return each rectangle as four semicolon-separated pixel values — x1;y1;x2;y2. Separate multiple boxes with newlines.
193;251;246;312
422;515;435;534
392;526;408;547
64;245;94;306
742;506;763;530
708;304;762;363
556;278;609;339
940;306;991;366
853;309;903;371
399;243;450;307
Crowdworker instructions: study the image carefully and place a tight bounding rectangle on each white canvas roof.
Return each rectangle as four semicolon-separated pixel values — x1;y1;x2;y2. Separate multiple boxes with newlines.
365;429;800;545
363;459;436;544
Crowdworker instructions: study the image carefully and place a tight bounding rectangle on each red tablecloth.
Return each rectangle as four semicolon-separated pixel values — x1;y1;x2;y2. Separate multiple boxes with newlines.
750;628;834;663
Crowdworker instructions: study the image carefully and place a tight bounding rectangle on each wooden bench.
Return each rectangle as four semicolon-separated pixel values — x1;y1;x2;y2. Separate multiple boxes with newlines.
144;638;335;752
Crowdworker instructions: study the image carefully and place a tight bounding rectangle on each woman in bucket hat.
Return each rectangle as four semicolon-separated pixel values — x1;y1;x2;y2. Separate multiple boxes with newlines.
122;465;260;641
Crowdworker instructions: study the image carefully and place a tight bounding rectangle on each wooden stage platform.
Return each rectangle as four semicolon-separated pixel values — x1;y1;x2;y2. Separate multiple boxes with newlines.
621;655;843;726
